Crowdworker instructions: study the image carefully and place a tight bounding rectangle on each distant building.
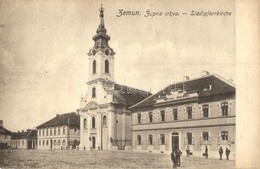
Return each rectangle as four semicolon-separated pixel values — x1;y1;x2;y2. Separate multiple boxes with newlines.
36;112;80;150
11;129;37;149
130;73;236;159
78;6;151;151
0;120;12;149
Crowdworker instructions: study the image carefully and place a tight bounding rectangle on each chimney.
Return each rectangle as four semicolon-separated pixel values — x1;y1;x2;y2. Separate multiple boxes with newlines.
0;120;3;127
183;76;190;81
229;78;233;83
18;130;20;133
22;130;24;133
56;114;60;117
201;71;210;77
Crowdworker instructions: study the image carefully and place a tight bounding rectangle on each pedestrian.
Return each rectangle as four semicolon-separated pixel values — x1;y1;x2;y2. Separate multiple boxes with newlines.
219;146;223;160
205;146;208;159
171;149;178;168
176;148;182;167
226;148;231;160
186;145;190;157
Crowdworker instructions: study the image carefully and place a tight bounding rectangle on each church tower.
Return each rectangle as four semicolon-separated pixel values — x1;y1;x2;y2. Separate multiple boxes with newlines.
88;4;115;83
78;4;151;151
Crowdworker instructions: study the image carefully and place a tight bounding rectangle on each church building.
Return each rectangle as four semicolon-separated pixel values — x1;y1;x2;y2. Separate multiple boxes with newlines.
78;5;151;151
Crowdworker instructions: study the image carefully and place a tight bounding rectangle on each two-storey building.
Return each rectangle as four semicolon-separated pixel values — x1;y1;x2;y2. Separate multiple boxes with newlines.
130;72;236;159
36;112;80;150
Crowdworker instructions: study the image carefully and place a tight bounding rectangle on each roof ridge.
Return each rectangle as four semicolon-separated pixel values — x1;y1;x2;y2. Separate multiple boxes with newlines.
115;83;151;94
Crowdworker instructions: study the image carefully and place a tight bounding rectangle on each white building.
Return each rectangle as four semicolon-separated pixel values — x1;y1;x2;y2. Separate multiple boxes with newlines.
78;6;151;151
36;112;80;150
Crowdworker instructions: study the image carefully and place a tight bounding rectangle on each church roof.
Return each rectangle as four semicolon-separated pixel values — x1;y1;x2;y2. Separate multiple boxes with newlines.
130;74;235;110
11;129;37;139
113;84;152;108
0;126;12;135
36;112;80;129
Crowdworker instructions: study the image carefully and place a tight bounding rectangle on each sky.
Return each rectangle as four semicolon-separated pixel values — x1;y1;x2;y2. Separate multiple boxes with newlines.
0;0;235;131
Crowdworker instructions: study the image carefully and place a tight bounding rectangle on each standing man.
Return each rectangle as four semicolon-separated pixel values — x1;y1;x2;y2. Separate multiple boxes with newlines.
176;148;182;167
186;145;190;157
171;149;177;168
226;148;231;160
205;146;208;159
219;146;223;160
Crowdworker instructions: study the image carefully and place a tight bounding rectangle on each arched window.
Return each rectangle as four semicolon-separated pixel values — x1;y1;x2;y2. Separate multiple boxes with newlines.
92;88;96;98
93;60;96;74
83;118;87;129
92;117;96;128
105;60;109;73
102;116;107;127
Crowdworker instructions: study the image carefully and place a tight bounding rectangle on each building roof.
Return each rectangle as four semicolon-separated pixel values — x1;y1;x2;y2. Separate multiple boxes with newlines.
0;126;12;135
113;83;152;108
11;129;37;139
130;74;235;110
36;112;80;129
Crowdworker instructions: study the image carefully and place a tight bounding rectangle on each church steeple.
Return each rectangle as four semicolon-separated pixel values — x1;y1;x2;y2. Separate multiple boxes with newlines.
89;4;115;55
88;4;115;83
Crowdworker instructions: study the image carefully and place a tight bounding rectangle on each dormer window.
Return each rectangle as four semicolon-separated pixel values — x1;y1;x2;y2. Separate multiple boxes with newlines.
105;49;109;55
203;85;212;91
92;50;96;55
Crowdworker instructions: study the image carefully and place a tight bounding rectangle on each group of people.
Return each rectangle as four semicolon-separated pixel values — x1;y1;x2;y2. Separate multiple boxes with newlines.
218;146;231;160
171;146;231;168
171;148;182;168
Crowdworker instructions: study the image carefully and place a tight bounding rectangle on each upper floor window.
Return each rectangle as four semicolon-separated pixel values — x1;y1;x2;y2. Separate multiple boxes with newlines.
221;131;228;140
50;128;52;136
46;129;48;136
187;107;193;119
160;134;165;145
202;132;209;141
93;60;96;74
160;110;165;122
137;135;142;145
105;60;109;73
148;112;153;123
173;109;178;120
187;133;193;145
54;128;56;136
202;105;209;118
148;134;153;145
83;118;87;129
92;117;96;128
58;127;60;135
102;115;107;127
137;113;141;124
92;88;96;98
39;130;41;137
42;129;45;137
63;127;66;135
221;102;228;116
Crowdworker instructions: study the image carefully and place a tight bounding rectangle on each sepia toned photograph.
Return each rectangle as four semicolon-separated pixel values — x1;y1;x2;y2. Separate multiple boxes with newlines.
0;0;259;168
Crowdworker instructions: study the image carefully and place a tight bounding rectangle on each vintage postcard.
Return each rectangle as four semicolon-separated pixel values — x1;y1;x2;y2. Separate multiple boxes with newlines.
0;0;259;168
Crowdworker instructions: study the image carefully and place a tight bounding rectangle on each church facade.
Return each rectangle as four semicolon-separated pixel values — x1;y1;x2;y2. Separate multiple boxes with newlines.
78;6;151;151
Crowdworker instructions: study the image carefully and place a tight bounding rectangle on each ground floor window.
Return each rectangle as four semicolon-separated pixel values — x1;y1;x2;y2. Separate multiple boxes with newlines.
160;134;165;145
137;135;142;145
62;139;66;146
202;132;209;141
148;134;153;145
39;140;41;146
187;133;193;145
221;131;228;140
